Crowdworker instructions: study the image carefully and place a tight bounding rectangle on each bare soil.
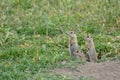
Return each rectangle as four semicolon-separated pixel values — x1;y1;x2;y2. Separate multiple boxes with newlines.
53;60;120;80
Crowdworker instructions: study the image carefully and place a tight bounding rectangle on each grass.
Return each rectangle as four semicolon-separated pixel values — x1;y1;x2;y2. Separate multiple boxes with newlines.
0;0;120;79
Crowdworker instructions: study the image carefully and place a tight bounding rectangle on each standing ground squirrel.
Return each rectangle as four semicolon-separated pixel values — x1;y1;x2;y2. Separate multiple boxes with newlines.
84;35;98;62
67;31;86;60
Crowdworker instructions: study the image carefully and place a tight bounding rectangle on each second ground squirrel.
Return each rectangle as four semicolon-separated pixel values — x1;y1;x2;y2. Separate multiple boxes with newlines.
84;35;98;62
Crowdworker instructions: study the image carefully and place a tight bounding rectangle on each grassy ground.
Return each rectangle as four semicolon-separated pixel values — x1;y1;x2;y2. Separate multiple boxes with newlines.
0;0;120;80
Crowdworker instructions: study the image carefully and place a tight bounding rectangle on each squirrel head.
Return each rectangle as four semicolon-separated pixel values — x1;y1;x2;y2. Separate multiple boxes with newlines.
73;50;83;57
66;31;76;38
84;35;93;42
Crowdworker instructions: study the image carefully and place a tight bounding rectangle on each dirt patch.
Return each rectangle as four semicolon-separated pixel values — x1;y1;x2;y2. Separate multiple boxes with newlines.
53;60;120;80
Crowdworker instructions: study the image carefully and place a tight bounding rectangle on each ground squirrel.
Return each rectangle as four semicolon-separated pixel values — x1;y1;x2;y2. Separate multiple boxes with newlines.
73;50;87;60
84;35;98;62
67;31;86;60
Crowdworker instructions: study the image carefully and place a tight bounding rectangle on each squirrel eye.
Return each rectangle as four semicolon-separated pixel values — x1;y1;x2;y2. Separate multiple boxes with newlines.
86;36;89;38
76;50;79;53
70;31;73;34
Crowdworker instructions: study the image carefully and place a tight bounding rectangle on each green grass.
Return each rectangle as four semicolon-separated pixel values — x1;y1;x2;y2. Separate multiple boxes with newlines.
0;0;120;79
